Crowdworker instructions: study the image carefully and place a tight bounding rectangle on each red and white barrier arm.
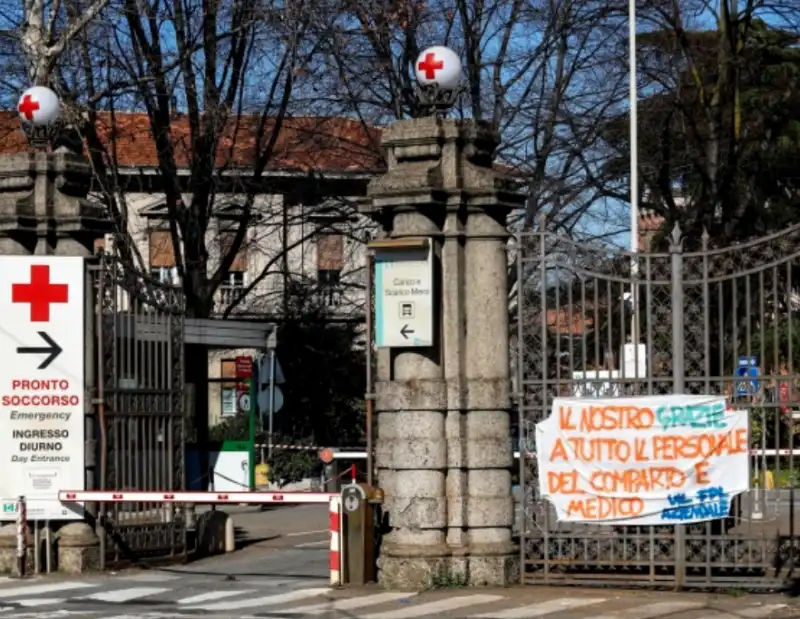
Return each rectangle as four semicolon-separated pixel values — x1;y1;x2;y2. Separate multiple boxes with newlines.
58;490;337;504
329;495;342;586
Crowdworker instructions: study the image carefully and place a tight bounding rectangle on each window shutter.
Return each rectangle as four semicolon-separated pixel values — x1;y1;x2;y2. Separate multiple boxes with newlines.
149;229;176;268
316;234;344;270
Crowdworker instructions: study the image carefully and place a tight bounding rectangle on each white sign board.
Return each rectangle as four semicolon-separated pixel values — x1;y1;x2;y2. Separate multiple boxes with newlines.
0;257;85;520
374;243;434;348
621;343;647;378
536;395;748;525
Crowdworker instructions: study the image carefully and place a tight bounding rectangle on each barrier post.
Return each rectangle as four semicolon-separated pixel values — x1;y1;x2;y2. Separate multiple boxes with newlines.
341;483;375;585
15;496;26;578
329;496;342;586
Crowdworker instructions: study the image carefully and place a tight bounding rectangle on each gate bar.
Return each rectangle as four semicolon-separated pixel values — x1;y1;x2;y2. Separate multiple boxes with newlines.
59;490;336;504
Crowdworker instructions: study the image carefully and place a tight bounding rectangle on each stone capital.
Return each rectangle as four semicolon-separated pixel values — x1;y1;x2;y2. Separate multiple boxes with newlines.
360;118;524;231
0;149;112;256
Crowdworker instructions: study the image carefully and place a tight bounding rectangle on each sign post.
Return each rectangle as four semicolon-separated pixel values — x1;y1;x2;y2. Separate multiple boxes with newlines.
372;239;434;349
0;257;85;521
235;356;256;491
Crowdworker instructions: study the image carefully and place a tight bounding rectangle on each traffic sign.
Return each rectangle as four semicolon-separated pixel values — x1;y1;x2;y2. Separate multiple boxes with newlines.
256;354;285;385
736;356;760;396
0;258;85;521
374;241;434;348
237;392;251;413
258;385;283;416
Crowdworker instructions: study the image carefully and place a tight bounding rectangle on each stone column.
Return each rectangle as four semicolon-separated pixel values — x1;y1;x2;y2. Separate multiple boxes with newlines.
463;178;518;585
366;119;450;587
362;117;523;588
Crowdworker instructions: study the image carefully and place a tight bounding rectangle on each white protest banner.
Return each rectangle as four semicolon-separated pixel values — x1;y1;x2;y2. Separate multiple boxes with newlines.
535;395;749;525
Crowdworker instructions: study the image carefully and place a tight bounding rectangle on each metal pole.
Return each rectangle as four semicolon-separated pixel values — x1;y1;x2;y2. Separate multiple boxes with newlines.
248;364;256;491
268;349;276;461
33;522;39;575
44;521;51;574
629;0;640;351
15;496;26;578
365;252;374;487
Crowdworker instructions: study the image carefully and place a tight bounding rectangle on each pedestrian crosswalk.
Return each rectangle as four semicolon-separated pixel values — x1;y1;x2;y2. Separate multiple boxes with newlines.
0;575;789;619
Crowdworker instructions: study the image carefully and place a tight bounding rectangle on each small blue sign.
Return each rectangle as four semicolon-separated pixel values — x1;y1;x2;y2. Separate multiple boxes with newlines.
736;356;760;396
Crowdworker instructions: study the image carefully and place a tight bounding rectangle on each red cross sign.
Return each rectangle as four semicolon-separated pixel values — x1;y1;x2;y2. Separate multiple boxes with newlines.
18;94;40;121
417;53;444;80
12;265;69;322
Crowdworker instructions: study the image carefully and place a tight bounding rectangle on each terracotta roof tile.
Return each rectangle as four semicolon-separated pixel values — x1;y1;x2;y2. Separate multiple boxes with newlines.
0;112;384;173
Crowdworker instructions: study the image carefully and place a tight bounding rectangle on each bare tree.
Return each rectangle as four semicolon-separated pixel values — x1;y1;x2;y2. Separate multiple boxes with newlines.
314;0;633;244
601;0;800;248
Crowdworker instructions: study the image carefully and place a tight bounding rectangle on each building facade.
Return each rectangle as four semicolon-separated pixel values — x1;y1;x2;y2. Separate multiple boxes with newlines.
0;111;383;426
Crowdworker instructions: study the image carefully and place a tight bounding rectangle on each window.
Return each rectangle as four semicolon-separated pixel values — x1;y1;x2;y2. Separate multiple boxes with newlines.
316;233;343;307
316;233;344;274
222;271;245;288
150;266;176;284
218;230;248;274
220;359;237;417
217;230;247;307
318;268;341;286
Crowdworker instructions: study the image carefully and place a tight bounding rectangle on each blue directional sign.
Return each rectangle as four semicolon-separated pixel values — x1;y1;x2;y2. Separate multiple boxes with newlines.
736;356;760;396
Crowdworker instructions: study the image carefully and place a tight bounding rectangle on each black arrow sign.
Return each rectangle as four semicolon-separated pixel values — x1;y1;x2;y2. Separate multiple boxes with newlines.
400;324;415;339
17;331;63;370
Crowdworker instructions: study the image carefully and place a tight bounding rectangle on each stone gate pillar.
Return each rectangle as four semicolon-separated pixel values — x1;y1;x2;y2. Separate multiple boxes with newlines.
0;87;113;574
361;112;523;587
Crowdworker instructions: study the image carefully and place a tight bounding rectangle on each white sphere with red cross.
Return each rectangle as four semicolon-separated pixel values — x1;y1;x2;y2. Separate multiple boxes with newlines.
17;86;61;126
415;46;462;90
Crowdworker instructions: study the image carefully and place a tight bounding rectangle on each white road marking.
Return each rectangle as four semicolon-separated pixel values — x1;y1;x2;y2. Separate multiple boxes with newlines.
0;583;96;598
594;601;704;619
0;612;100;618
739;605;788;618
286;530;328;537
114;574;183;583
271;591;418;615
294;541;328;548
358;595;503;619
81;588;169;603
185;587;330;611
10;600;65;608
177;590;256;605
473;597;606;619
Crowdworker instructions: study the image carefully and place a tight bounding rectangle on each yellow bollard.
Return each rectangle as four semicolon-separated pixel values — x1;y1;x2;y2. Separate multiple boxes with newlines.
255;463;270;488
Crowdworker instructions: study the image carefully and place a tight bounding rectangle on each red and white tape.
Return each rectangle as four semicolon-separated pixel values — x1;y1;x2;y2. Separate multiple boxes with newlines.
57;490;336;504
329;495;341;586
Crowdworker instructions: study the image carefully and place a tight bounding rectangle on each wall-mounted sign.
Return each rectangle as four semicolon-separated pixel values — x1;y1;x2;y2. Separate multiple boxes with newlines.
374;241;434;348
0;257;85;521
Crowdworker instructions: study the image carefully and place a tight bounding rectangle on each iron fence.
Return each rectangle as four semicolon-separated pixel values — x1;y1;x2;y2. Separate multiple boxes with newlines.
515;222;800;589
94;254;187;566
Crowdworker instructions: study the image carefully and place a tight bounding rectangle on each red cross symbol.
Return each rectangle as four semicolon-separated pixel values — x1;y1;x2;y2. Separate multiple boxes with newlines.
18;95;40;121
418;53;444;80
12;265;69;322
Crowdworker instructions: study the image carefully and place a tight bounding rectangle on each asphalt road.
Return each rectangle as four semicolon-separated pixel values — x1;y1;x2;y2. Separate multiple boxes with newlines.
0;504;793;618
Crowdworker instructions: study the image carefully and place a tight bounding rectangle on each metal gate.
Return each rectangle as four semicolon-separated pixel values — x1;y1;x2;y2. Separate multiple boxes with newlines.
93;254;187;565
516;222;800;589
